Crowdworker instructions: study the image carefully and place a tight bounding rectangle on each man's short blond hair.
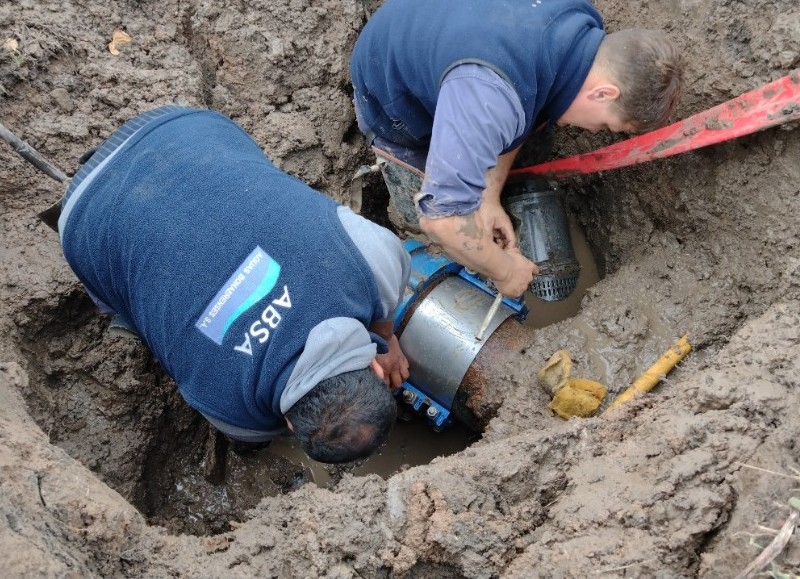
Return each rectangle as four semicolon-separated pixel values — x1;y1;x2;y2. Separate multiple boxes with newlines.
597;29;684;130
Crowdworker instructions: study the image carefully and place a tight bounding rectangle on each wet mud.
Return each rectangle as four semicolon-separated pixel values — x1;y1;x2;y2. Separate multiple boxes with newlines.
1;0;800;576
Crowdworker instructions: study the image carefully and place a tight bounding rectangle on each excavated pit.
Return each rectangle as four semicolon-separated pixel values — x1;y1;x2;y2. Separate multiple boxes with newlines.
11;281;482;535
1;0;800;576
9;207;598;536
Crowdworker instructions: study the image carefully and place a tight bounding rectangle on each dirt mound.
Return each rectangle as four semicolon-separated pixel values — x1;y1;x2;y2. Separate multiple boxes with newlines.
1;0;799;576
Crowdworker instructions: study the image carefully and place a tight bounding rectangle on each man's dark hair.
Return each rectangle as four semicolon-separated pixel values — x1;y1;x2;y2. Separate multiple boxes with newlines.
597;29;685;130
286;368;397;463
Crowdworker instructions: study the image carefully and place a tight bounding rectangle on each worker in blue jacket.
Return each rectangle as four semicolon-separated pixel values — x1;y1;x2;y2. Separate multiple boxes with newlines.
351;0;683;297
58;106;411;464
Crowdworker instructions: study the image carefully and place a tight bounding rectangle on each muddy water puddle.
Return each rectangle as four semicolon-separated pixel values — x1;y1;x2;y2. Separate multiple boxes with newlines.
525;218;601;329
270;414;478;485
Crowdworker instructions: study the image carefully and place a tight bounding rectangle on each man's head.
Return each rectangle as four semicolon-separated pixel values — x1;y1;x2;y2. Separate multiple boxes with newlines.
285;367;397;463
557;29;684;133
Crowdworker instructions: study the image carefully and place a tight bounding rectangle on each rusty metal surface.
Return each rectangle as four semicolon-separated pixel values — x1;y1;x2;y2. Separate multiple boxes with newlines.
452;317;535;431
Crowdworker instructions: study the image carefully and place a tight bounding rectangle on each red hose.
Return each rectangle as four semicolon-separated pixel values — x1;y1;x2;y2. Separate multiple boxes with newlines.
509;70;800;179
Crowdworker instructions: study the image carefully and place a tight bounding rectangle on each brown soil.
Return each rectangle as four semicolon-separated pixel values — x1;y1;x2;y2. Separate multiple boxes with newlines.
1;0;799;576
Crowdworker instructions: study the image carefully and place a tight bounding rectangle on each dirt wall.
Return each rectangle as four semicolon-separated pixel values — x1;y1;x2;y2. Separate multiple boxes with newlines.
1;0;799;576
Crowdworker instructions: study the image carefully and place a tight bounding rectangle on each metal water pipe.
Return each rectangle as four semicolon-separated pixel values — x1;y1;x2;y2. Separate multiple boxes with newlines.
393;240;532;431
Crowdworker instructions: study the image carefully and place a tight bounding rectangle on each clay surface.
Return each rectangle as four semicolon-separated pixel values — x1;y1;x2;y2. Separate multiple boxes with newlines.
1;0;799;576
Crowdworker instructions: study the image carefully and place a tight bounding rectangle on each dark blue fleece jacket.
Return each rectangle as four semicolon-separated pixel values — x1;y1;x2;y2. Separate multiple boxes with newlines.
61;108;382;431
350;0;605;150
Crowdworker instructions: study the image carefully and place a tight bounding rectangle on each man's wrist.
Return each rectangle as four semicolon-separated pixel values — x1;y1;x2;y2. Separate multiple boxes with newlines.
483;248;515;285
369;319;395;340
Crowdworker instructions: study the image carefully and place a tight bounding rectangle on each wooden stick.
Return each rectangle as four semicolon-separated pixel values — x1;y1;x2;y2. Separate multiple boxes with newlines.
0;121;68;182
735;499;799;579
605;335;691;413
475;292;504;341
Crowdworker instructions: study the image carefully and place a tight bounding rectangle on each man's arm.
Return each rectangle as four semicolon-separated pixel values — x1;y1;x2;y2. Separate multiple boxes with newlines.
419;202;538;297
482;145;523;244
415;65;538;296
337;206;411;391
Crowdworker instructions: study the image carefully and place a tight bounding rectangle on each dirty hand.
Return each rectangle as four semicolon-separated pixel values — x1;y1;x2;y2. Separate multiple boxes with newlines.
476;198;517;249
493;246;538;297
374;334;410;392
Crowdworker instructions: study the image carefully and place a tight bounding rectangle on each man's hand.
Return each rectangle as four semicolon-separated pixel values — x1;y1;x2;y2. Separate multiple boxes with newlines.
478;147;521;249
476;197;516;250
420;212;538;298
374;334;410;392
475;201;537;296
494;246;539;298
369;320;410;392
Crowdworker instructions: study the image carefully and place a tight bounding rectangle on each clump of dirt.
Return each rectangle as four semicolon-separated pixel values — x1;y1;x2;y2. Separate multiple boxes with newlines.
1;0;799;577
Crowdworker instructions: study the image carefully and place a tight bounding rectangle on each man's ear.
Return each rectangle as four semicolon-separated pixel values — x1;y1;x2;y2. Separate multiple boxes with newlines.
588;84;620;102
370;358;385;381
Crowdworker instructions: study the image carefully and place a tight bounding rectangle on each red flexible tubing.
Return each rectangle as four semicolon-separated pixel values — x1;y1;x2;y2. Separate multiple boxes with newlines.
509;70;800;179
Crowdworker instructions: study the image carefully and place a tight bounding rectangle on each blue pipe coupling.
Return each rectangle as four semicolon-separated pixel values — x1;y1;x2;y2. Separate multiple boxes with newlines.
394;241;526;430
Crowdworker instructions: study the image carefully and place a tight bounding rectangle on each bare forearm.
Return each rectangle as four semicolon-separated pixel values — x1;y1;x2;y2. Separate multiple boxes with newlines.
419;212;511;281
418;147;536;296
482;146;520;205
419;148;519;277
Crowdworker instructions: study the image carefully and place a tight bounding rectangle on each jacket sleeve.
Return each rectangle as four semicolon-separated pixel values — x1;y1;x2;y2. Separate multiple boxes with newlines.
416;63;527;218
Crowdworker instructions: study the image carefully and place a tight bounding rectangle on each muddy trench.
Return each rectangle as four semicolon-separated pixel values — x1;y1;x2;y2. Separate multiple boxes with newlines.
1;0;799;577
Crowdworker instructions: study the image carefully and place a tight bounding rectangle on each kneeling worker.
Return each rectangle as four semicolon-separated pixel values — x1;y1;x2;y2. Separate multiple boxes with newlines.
350;0;684;297
57;105;411;464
